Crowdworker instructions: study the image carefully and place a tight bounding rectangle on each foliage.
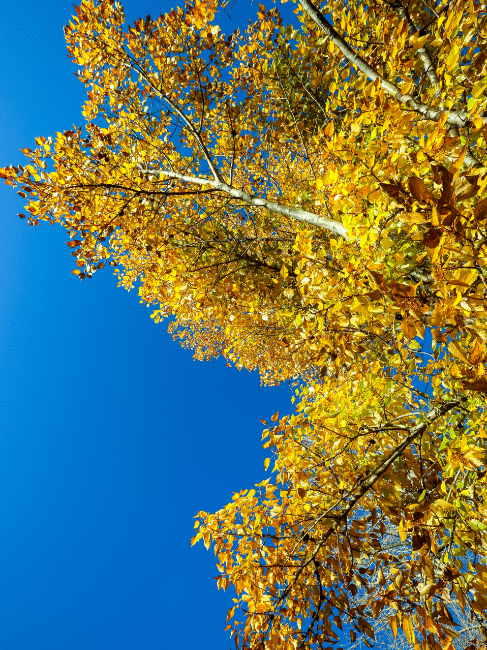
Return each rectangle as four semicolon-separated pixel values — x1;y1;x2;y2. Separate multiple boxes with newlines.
3;0;487;647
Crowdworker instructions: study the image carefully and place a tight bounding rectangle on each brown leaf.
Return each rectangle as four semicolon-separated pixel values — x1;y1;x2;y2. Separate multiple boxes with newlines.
452;174;479;201
444;135;460;149
408;176;428;201
422;228;441;248
439;166;455;208
474;197;487;221
454;215;466;238
369;270;386;289
430;163;443;185
391;279;415;298
66;239;82;248
441;209;457;226
447;280;471;287
379;182;406;202
462;376;487;395
365;289;382;301
475;50;487;73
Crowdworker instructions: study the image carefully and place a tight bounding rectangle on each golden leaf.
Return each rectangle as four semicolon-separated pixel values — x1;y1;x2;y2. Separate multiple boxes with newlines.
433;499;456;511
3;3;487;646
448;340;469;364
398;519;407;541
389;616;398;639
431;301;446;327
448;145;467;177
402;616;414;645
401;318;417;340
452;174;479;200
469;338;485;365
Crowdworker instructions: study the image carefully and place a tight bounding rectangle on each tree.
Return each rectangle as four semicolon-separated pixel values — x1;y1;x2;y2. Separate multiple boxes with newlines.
2;0;487;648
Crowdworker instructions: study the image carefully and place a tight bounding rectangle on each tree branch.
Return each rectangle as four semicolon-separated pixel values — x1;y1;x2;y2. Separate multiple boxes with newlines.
120;54;224;183
276;397;463;606
394;2;482;168
396;2;440;91
299;0;474;128
144;168;348;239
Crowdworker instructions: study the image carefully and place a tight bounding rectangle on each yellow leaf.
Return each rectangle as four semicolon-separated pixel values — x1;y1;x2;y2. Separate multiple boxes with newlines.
402;616;414;645
411;34;430;50
324;121;334;137
449;144;467;177
264;458;271;471
398;519;407;542
472;75;487;98
448;340;469;364
389;616;398;639
433;499;456;511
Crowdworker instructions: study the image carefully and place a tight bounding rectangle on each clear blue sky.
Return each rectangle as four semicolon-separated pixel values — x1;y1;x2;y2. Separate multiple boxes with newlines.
0;2;295;648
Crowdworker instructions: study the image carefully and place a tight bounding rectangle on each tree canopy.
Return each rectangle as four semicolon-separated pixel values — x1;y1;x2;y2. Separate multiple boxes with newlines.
3;0;487;648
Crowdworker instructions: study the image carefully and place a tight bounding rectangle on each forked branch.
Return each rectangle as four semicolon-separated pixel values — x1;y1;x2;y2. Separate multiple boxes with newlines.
299;0;475;128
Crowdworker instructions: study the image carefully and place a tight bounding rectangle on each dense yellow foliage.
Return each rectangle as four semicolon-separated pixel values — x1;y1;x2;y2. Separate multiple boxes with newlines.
3;0;487;647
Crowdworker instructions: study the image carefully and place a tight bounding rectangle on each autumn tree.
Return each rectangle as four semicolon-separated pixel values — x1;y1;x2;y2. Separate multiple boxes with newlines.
3;0;487;648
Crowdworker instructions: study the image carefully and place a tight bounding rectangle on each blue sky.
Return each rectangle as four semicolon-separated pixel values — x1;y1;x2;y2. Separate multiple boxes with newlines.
0;2;295;648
